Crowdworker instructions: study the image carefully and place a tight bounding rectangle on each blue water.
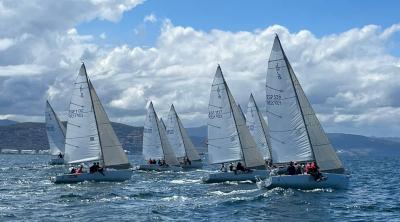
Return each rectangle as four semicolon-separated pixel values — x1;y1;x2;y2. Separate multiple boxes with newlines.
0;154;399;221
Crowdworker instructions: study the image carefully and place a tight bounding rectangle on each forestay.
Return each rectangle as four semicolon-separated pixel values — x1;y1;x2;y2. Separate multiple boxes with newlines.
143;102;179;165
246;94;272;161
208;66;264;168
166;104;201;161
45;101;66;156
65;64;102;164
89;81;130;169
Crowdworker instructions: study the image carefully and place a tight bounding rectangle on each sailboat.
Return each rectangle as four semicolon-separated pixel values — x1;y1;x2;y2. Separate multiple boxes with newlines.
137;102;181;171
258;35;348;189
52;64;132;183
45;101;66;165
165;104;202;169
202;65;269;183
246;93;273;162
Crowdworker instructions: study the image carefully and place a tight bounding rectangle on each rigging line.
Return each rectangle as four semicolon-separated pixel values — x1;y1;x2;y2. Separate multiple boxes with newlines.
265;85;283;92
266;110;282;118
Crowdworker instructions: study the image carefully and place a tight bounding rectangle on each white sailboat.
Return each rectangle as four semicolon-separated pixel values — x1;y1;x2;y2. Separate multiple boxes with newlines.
246;93;273;162
52;64;132;183
258;35;348;190
137;102;181;171
45;101;66;165
165;104;202;169
203;65;269;183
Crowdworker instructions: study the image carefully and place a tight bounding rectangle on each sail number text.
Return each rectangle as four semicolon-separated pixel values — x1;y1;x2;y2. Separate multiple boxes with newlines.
208;110;223;119
266;94;282;106
69;109;84;118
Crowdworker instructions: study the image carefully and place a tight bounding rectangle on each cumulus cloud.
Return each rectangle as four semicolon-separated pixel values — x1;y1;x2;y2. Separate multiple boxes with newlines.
1;1;400;137
143;13;157;23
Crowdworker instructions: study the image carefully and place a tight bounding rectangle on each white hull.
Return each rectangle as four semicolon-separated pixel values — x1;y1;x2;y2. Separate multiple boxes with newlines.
48;158;65;165
136;164;181;172
180;160;202;169
202;170;269;183
51;169;132;184
257;173;349;190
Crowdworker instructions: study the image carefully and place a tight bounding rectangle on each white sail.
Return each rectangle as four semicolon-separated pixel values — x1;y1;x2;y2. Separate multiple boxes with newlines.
266;36;314;164
45;101;66;156
266;35;344;172
166;104;201;161
89;81;131;169
64;64;102;164
143;102;179;165
246;94;272;161
208;66;264;168
160;118;166;129
289;65;344;172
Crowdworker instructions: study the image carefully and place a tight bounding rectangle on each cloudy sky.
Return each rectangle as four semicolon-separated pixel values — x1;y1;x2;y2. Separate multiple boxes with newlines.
1;0;400;137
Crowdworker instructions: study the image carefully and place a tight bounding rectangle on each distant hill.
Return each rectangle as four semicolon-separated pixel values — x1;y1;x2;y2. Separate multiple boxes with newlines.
0;122;399;156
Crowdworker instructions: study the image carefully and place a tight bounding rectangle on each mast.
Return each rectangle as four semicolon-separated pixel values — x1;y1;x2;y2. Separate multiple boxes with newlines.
151;103;167;160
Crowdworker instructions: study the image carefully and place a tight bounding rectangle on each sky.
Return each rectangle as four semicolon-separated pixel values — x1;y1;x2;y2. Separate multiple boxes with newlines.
1;0;400;137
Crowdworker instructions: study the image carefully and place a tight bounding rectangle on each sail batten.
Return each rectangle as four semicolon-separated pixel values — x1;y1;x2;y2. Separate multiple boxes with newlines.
208;66;264;167
45;101;66;156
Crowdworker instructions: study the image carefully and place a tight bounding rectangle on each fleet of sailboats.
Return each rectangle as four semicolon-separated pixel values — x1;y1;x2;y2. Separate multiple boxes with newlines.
137;102;181;171
44;35;347;189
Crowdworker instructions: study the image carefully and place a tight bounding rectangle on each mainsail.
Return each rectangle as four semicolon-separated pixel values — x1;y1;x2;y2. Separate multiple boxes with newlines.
45;101;66;156
246;94;272;161
208;65;264;168
143;102;179;165
266;35;344;172
165;104;201;161
64;64;130;169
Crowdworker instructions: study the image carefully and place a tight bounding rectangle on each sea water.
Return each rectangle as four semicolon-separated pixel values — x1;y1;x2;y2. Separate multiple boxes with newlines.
0;154;399;221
